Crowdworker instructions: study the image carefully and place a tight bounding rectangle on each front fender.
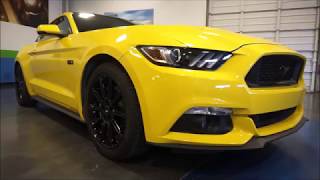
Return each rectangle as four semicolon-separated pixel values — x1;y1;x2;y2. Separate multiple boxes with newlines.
77;45;129;120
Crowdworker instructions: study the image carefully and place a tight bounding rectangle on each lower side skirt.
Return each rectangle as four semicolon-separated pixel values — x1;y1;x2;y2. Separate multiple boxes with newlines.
32;96;82;121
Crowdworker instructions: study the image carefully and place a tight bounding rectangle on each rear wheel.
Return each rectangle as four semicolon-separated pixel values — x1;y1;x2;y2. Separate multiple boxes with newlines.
84;62;147;160
15;65;35;107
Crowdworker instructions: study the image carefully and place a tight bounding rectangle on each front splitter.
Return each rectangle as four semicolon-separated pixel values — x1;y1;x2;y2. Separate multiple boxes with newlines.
150;117;308;150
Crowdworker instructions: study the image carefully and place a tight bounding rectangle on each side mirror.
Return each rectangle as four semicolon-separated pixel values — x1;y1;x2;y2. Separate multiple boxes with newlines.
37;24;67;37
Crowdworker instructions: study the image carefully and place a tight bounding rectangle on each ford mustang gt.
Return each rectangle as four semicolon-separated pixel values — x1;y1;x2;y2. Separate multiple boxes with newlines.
15;12;307;160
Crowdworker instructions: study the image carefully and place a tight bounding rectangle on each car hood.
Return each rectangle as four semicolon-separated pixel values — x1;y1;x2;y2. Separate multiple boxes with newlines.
124;25;277;52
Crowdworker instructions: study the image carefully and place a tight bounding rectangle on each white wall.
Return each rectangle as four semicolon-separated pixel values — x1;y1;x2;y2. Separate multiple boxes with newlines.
49;0;63;22
68;0;207;26
0;21;37;50
0;0;63;51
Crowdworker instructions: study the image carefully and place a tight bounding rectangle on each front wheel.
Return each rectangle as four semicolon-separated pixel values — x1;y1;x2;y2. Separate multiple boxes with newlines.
84;62;147;160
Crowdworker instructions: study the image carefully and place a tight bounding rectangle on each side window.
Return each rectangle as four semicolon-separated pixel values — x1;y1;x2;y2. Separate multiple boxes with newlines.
51;16;72;35
35;34;57;42
35;35;44;42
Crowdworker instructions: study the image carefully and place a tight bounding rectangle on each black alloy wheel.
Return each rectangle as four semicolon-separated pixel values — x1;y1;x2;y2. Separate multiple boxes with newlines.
87;75;126;149
15;64;35;107
16;70;24;100
85;62;147;160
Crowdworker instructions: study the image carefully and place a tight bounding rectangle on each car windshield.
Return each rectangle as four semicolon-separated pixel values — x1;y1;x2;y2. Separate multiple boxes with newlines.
72;12;135;32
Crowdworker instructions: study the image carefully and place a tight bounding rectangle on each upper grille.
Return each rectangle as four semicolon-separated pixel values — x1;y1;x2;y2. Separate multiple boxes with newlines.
250;107;296;128
245;55;304;87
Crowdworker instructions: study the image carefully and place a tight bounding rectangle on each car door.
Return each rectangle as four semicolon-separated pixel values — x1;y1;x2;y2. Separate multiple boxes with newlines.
29;16;80;111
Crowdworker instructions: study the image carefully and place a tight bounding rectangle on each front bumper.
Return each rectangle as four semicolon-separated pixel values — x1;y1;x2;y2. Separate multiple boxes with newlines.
119;43;306;147
151;117;308;150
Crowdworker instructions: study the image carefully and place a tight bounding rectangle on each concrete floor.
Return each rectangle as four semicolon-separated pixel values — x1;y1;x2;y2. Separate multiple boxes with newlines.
1;85;319;180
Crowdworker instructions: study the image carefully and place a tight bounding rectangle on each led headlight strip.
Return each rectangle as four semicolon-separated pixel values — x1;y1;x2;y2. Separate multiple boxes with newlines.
137;46;232;70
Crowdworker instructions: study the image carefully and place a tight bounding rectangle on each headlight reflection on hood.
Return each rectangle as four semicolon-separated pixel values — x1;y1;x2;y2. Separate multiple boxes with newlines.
137;46;232;70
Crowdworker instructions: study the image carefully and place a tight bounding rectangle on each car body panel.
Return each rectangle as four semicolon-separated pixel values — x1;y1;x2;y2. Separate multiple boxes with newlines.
16;12;306;147
28;35;84;111
119;44;305;145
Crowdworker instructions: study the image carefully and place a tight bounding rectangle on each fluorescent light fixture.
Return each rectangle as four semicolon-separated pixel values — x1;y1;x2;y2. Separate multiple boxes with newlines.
78;12;95;19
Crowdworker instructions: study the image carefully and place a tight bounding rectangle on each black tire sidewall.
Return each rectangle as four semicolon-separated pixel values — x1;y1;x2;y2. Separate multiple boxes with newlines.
15;65;35;107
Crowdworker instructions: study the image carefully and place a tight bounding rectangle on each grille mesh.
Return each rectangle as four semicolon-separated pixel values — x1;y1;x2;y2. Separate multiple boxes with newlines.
245;55;304;87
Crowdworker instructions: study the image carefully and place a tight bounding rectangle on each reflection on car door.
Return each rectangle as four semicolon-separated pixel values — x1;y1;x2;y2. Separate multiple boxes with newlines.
29;16;80;112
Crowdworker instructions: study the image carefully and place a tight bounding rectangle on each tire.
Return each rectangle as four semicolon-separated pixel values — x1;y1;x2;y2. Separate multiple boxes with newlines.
15;64;36;107
84;62;147;160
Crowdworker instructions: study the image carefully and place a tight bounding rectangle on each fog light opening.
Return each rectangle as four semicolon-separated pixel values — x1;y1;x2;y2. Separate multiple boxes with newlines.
185;107;232;116
171;107;233;134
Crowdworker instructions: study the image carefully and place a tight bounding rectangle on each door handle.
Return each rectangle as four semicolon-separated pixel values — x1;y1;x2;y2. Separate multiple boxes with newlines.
67;60;74;65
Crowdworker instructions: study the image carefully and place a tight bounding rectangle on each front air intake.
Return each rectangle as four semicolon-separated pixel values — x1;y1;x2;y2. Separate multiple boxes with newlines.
250;107;296;128
245;55;304;88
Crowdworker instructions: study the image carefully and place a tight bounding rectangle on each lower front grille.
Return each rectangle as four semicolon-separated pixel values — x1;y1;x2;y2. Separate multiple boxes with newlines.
245;55;304;87
250;107;296;128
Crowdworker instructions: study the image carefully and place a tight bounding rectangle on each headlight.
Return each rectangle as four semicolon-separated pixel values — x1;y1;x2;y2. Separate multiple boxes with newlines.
137;46;232;70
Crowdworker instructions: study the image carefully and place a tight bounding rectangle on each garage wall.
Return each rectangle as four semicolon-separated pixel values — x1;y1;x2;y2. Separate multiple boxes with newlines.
0;22;37;51
68;0;207;26
0;0;63;51
49;0;63;22
208;0;320;92
0;0;63;83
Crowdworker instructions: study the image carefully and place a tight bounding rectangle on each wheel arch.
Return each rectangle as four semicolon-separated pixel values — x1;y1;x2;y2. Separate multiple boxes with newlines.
80;53;137;119
82;54;116;107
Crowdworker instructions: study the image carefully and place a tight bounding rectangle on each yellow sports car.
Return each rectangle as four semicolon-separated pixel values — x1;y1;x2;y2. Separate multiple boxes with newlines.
16;12;307;160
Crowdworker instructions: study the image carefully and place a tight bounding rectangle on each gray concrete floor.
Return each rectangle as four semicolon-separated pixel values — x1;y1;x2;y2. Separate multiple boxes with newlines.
1;85;319;180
